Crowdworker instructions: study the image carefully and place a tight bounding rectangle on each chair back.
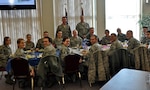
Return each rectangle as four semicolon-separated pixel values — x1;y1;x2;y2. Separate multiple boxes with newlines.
109;49;134;76
64;54;81;73
11;58;29;77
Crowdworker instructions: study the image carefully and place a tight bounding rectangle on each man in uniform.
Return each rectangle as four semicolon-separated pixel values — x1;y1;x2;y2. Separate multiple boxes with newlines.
126;30;140;52
37;37;56;87
101;29;111;45
24;34;35;51
141;26;148;44
70;30;82;48
107;33;123;56
56;16;72;38
76;16;90;39
117;28;126;42
36;31;49;51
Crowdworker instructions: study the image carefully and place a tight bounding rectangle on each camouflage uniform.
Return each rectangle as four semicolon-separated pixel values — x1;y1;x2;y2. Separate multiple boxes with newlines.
37;44;57;87
0;45;12;67
56;24;72;38
141;36;147;44
36;38;44;49
53;38;63;49
76;22;90;38
24;41;35;50
146;38;150;45
107;40;123;56
117;33;126;42
70;36;82;47
42;45;56;57
14;48;26;59
60;45;70;65
101;36;111;45
127;37;140;52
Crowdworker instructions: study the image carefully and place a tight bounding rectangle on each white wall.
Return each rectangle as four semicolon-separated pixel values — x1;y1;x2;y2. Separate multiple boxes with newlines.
142;0;150;14
41;0;55;38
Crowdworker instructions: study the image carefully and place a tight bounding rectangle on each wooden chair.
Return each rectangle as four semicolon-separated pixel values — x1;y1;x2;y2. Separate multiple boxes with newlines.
63;54;82;87
11;58;34;90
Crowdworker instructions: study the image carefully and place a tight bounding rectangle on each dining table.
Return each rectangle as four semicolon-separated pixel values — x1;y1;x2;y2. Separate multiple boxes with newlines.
100;68;150;90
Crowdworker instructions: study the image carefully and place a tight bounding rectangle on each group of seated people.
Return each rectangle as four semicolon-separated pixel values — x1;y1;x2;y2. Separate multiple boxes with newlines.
0;16;150;88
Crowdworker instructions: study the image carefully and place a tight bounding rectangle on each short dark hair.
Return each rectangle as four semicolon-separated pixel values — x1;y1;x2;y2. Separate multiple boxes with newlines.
44;31;48;33
56;30;62;34
62;37;70;42
44;37;52;43
62;16;67;19
111;33;117;37
143;26;148;28
26;34;31;37
105;29;110;33
147;30;150;33
127;30;133;35
17;38;24;44
3;36;10;45
90;35;98;40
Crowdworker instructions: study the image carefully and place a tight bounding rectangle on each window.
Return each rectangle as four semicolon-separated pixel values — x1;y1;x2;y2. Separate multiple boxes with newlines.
105;0;141;40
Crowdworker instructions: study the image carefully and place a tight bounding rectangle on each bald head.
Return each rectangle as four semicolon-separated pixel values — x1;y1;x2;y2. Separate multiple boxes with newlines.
73;30;78;37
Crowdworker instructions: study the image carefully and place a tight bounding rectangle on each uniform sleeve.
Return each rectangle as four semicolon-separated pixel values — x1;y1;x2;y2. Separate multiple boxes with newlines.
0;46;7;60
69;26;72;37
36;39;41;48
60;48;68;61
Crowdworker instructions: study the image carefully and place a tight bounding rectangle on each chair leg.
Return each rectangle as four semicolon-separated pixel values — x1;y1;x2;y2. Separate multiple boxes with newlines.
78;72;82;87
62;76;65;89
62;76;65;85
31;77;34;90
40;87;43;90
89;82;92;87
13;79;16;90
0;71;3;79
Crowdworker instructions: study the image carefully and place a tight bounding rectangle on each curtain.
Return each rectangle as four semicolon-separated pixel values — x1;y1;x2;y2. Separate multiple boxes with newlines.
0;0;42;53
53;0;96;35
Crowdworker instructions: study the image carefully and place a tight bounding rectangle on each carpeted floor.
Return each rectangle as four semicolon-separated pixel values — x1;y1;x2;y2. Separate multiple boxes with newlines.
0;72;104;90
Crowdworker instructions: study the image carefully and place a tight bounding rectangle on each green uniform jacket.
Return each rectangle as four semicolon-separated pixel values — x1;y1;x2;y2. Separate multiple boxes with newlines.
107;40;123;56
53;38;63;49
70;36;82;47
101;36;111;45
127;37;140;52
56;24;72;38
24;41;35;50
42;45;56;57
36;38;44;49
60;45;70;62
0;45;12;67
117;33;126;42
14;48;26;59
76;22;90;38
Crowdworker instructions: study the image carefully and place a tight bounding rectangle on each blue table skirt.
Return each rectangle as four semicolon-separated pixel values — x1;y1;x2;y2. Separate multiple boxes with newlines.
6;52;42;72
